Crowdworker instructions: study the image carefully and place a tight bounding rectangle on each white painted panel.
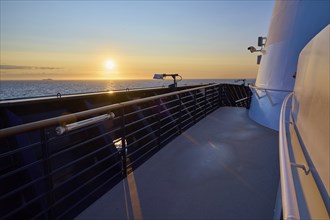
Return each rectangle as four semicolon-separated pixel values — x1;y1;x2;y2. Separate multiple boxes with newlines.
292;25;329;197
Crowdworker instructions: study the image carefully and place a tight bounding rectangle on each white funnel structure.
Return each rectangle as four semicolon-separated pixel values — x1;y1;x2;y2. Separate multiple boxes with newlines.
249;0;329;130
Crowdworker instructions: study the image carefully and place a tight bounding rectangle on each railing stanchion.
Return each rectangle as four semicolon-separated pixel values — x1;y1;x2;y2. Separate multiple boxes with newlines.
178;94;182;134
204;88;207;118
41;128;54;219
218;85;221;107
193;90;197;123
157;98;162;147
121;107;127;177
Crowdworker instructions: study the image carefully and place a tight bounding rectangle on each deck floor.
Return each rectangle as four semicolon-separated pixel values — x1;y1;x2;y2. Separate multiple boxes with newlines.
76;107;279;219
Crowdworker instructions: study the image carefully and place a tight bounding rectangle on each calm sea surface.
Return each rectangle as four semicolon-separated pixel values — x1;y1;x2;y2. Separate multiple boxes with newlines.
0;79;254;100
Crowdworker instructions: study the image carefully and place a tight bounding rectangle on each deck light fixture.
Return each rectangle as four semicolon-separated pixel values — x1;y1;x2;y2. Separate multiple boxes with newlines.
248;36;267;64
248;36;267;53
153;73;182;88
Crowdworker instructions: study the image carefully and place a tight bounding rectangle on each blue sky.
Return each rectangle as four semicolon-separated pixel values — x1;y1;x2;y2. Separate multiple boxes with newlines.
0;1;275;80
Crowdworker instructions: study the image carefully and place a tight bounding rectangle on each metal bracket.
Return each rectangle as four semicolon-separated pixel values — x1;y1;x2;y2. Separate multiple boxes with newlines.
265;90;275;106
291;163;310;175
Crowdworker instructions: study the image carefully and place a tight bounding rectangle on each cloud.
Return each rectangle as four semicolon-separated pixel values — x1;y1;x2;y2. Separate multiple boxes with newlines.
0;65;62;70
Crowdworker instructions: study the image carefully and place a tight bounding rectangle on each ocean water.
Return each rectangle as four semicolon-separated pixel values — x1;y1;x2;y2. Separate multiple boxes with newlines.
0;79;254;100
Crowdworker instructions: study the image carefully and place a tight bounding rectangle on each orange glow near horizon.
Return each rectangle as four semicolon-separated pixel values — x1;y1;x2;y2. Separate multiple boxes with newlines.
0;1;274;81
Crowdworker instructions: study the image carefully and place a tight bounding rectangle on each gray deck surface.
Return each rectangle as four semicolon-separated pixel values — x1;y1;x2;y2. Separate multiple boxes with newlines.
76;107;279;219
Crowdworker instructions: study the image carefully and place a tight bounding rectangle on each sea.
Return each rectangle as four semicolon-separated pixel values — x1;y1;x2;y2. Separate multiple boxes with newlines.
0;79;255;100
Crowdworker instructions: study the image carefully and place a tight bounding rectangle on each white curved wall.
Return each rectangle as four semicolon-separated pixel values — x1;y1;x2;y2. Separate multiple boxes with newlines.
249;0;329;130
292;25;329;209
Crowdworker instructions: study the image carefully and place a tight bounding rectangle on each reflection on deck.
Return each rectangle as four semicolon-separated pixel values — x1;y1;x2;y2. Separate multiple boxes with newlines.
76;107;279;219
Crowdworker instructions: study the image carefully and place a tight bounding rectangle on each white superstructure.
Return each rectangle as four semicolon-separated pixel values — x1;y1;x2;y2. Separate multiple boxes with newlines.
249;0;329;130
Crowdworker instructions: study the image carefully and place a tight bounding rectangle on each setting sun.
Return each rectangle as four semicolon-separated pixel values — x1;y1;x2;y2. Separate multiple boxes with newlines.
105;59;115;70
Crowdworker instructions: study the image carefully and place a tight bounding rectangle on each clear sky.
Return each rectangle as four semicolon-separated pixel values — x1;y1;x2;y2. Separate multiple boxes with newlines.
0;1;274;80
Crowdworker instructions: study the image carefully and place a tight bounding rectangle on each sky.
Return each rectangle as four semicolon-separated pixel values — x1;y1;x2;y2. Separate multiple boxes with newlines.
0;1;275;80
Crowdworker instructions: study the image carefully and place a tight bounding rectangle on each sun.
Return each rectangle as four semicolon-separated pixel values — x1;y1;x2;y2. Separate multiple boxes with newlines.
105;59;116;70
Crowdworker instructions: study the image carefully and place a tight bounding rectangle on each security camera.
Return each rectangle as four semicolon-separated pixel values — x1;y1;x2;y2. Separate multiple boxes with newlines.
247;46;257;53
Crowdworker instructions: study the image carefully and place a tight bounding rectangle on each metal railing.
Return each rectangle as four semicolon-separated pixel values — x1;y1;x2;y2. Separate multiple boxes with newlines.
0;83;251;219
279;92;300;220
249;84;292;106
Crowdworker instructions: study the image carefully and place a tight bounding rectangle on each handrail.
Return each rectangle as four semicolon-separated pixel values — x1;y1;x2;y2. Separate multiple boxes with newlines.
249;84;293;93
279;92;300;220
0;84;219;139
56;113;115;135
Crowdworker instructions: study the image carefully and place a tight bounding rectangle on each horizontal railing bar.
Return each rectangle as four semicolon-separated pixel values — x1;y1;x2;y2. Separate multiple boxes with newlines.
2;191;49;220
183;105;195;112
159;97;180;106
50;142;118;176
196;96;205;102
0;84;219;139
181;117;194;127
125;121;158;139
0;141;42;159
123;104;158;118
124;113;158;128
180;114;192;122
52;155;122;193
178;96;192;102
160;120;178;131
195;112;204;119
126;121;158;138
160;111;180;122
181;99;195;105
180;113;193;122
126;132;157;148
160;131;178;144
0;158;43;180
206;109;215;115
2;152;123;217
49;129;112;160
206;93;216;98
51;165;123;209
0;173;46;200
127;138;158;159
182;108;195;116
127;140;160;168
249;85;293;93
160;126;179;137
181;122;193;131
159;104;180;114
40;171;123;220
180;93;195;100
195;105;204;111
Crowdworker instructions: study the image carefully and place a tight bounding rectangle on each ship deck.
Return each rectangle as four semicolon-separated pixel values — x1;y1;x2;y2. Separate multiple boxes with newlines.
76;107;279;219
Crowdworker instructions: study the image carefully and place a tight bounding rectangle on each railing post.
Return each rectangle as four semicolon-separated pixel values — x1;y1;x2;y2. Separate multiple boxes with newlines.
157;98;162;147
193;90;197;123
41;128;54;219
121;107;127;177
204;88;207;118
178;94;182;134
212;86;216;109
217;85;221;107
